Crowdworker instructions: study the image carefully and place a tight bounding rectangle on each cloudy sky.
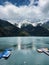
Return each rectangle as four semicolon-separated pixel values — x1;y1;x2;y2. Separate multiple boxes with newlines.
0;0;49;23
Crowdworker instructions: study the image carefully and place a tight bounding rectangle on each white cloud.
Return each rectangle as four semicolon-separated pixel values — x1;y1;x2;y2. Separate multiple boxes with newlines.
0;0;49;24
29;0;34;6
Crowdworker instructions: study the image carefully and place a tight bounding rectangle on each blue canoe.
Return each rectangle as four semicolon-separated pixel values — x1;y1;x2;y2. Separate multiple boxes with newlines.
0;48;12;59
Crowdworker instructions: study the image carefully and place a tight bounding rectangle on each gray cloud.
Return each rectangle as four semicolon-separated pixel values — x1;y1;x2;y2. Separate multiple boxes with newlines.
0;0;49;24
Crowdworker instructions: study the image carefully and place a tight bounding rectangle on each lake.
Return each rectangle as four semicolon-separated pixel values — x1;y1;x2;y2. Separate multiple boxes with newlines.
0;37;49;65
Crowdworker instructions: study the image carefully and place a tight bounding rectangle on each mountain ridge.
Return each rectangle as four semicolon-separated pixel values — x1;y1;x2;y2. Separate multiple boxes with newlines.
0;19;49;36
0;19;20;37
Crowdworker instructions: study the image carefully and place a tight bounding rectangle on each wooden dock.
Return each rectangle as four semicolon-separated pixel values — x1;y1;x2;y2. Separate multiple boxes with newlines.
37;48;49;56
42;49;49;56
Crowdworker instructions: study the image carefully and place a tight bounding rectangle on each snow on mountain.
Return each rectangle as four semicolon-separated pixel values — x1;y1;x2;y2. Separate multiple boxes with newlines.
18;20;43;28
14;19;49;28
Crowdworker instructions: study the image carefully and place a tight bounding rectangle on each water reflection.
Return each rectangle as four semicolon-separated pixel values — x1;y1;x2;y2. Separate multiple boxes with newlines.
21;43;33;49
17;37;21;50
0;37;49;51
17;37;33;50
0;37;49;65
16;37;49;51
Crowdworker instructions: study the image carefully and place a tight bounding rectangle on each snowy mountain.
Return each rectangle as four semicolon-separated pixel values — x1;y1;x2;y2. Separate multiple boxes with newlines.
17;20;49;30
0;19;49;36
17;20;43;28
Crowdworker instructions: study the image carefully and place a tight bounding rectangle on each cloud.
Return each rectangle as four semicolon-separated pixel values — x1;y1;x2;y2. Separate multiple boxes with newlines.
0;0;49;24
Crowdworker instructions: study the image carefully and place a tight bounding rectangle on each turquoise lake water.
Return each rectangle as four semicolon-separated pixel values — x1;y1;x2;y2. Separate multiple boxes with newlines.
0;37;49;65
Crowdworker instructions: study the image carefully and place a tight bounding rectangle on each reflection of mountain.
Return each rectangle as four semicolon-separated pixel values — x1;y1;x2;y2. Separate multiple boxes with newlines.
0;19;20;36
0;19;49;36
21;43;33;49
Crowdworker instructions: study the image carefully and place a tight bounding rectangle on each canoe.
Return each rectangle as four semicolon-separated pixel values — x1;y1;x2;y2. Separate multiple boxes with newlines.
2;50;11;58
0;48;12;59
